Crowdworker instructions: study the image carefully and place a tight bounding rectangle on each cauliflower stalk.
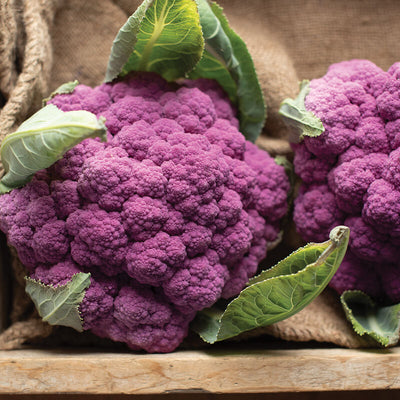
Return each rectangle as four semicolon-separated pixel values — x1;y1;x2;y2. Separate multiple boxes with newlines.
281;59;400;305
0;73;290;352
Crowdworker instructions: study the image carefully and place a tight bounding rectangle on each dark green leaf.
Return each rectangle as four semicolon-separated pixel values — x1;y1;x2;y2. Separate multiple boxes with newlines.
188;49;237;103
341;290;400;347
191;0;265;142
105;0;204;82
105;0;154;82
191;226;350;343
25;273;91;332
279;80;325;142
0;104;107;193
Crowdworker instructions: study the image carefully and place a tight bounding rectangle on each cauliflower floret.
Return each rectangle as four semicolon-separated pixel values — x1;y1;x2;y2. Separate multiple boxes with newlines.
0;73;289;352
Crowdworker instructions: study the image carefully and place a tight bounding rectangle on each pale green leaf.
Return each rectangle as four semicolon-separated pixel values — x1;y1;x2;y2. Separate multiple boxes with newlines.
279;80;325;142
191;226;350;343
25;273;91;332
341;290;400;347
43;80;79;105
0;104;107;193
191;0;265;142
105;0;204;82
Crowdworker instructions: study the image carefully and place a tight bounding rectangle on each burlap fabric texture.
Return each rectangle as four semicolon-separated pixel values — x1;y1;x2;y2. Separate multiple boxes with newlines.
1;0;399;350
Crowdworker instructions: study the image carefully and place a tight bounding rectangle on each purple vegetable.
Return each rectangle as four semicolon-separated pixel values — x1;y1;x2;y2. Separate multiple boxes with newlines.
0;73;289;352
288;60;400;304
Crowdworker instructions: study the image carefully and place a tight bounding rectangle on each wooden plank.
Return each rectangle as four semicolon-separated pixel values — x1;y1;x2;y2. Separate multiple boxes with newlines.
1;391;400;400
1;347;400;395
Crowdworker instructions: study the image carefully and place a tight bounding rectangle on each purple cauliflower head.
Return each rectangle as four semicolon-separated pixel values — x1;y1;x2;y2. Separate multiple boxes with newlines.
0;72;289;352
289;59;400;304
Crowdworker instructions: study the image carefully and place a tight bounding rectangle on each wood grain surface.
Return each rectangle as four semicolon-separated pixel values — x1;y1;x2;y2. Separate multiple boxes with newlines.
0;391;399;400
1;347;400;395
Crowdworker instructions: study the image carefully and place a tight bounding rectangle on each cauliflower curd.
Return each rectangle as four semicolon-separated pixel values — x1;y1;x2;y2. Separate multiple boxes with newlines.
0;73;289;352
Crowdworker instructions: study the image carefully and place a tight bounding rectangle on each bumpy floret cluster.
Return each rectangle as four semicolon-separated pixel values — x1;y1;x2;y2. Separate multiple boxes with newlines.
0;73;289;352
292;60;400;303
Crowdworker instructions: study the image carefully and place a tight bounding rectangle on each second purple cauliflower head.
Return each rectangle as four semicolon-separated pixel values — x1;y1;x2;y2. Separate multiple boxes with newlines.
0;73;289;352
290;60;400;304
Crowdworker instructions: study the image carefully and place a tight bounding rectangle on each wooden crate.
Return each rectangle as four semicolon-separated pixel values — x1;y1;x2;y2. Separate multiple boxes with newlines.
1;345;400;396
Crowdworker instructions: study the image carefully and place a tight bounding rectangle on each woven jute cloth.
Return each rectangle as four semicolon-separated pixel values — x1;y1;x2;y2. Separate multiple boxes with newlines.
1;0;399;350
0;0;62;160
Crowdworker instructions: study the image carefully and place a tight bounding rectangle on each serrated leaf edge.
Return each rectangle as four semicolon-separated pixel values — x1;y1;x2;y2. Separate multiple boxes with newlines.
24;272;91;332
340;290;400;347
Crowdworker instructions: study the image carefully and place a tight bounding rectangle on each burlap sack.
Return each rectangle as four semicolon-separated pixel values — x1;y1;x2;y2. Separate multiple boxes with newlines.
1;0;399;350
